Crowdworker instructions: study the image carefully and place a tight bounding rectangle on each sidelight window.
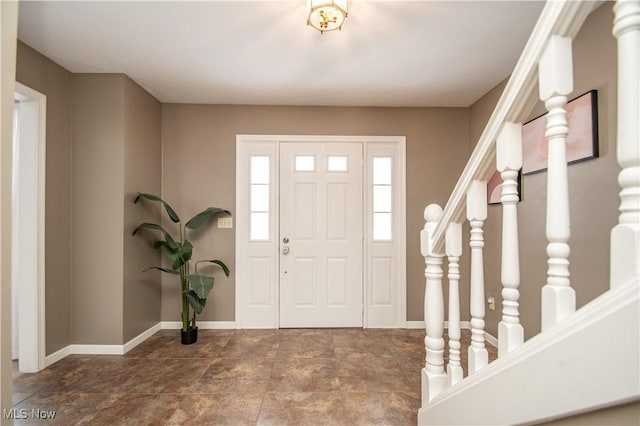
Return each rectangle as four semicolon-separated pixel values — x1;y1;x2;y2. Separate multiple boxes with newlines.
372;156;392;241
250;156;270;240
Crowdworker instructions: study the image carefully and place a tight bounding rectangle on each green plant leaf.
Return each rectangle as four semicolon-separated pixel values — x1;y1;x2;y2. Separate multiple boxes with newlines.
161;244;181;268
154;240;183;255
195;259;230;277
172;241;193;269
142;266;180;275
185;208;231;230
183;290;206;314
154;240;171;250
134;193;180;223
132;223;178;249
188;274;214;299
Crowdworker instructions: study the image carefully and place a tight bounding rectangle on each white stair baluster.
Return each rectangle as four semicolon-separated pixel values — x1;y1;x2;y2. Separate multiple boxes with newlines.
445;222;463;385
467;180;488;374
539;35;576;331
497;123;524;356
421;204;447;403
611;0;640;289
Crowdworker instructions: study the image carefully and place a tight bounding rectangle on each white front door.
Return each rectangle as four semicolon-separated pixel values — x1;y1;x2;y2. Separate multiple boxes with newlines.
279;142;363;327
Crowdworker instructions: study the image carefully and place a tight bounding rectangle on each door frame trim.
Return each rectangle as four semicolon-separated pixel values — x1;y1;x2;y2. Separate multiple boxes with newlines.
235;135;406;328
13;82;46;372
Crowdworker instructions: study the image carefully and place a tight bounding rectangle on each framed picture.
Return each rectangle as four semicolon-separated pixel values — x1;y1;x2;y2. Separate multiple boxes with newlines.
487;170;522;205
522;90;599;175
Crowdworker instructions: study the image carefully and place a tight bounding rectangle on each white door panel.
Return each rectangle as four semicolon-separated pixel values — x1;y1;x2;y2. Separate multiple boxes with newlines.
279;142;363;327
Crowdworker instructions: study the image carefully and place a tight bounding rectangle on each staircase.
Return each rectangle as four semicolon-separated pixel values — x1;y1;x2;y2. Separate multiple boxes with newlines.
417;1;640;424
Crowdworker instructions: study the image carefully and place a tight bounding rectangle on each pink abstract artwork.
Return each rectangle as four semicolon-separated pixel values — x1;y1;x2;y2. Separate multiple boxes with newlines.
522;90;598;175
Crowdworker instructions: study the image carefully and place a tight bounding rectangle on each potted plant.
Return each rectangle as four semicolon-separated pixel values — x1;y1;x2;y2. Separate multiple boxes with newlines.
132;193;231;345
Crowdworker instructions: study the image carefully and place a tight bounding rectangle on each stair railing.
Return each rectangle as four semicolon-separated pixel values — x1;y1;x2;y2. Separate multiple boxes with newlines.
420;0;640;409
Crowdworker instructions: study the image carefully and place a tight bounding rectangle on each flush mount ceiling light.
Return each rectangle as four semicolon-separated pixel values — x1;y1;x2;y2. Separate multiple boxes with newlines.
307;0;348;33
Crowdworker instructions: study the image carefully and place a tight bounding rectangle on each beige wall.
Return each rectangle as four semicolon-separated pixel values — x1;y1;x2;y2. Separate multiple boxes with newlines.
161;105;470;322
16;41;73;355
16;44;162;348
469;3;619;338
73;74;162;345
123;78;162;342
72;74;126;344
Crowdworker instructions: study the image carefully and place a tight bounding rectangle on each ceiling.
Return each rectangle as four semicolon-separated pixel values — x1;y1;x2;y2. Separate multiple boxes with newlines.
17;0;546;107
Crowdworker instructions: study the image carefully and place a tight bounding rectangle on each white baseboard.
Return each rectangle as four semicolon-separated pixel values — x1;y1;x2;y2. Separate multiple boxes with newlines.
484;331;498;347
406;321;497;347
407;321;473;330
44;345;72;367
44;323;162;367
44;321;236;367
453;321;471;330
71;344;124;355
124;323;162;353
160;321;236;330
406;321;425;329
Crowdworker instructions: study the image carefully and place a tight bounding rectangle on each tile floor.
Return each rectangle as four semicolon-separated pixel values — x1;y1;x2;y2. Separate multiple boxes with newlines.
12;328;496;425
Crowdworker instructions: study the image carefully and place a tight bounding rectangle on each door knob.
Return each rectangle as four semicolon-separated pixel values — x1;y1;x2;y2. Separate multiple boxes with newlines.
282;246;290;255
283;237;290;244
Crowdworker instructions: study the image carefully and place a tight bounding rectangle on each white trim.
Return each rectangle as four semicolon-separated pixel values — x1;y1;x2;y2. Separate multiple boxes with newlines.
364;140;407;328
408;321;473;330
123;322;162;353
236;135;407;329
235;139;279;328
160;321;236;330
44;345;71;367
406;321;425;329
13;82;46;373
44;323;163;365
71;345;124;355
407;320;497;349
428;1;594;255
484;330;498;347
453;320;471;330
419;280;640;426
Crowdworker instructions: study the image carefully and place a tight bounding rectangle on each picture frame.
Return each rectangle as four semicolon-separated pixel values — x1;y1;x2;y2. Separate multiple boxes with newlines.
522;90;599;175
487;170;522;205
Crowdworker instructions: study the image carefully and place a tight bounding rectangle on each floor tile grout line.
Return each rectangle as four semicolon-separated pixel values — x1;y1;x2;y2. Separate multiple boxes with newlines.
254;349;279;426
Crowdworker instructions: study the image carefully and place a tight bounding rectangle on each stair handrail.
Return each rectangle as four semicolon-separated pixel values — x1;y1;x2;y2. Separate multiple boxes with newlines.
429;0;596;255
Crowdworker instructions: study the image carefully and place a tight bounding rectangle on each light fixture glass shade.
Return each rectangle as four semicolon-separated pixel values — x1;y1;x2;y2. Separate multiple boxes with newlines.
307;0;348;33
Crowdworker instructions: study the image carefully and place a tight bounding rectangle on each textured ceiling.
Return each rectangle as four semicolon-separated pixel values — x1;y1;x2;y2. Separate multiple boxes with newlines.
17;0;546;107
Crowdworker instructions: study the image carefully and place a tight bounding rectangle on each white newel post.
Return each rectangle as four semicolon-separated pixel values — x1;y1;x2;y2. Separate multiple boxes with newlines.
497;123;524;356
445;222;463;385
467;181;488;374
611;0;640;289
421;204;447;404
539;35;576;331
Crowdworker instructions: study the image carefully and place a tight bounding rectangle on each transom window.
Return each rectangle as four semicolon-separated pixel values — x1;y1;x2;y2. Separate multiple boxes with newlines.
295;155;315;172
327;155;348;172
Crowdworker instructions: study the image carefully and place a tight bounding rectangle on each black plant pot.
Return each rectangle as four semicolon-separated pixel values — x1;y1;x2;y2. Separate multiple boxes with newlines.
181;327;198;345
